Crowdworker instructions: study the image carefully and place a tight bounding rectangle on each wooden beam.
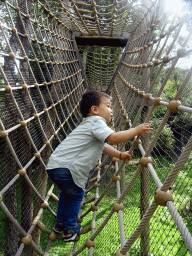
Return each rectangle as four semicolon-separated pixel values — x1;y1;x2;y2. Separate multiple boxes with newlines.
74;32;130;48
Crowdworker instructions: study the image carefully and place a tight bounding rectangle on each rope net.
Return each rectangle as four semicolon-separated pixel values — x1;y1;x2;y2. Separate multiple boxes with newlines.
0;0;192;255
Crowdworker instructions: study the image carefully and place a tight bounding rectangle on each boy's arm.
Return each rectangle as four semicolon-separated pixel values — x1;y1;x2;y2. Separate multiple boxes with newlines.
106;123;153;144
103;143;121;158
103;144;133;160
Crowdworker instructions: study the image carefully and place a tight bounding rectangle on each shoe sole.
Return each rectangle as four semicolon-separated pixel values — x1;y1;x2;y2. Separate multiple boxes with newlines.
53;227;63;234
64;227;82;242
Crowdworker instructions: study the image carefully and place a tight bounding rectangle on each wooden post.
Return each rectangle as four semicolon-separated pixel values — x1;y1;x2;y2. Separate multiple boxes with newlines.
140;167;150;256
106;35;132;94
72;32;89;89
120;145;126;192
83;50;87;68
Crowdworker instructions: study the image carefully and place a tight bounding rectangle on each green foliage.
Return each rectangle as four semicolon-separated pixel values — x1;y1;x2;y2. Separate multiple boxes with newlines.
149;65;192;155
151;67;190;100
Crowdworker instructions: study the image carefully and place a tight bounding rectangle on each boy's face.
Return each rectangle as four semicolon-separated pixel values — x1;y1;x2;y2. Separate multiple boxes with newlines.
91;96;113;122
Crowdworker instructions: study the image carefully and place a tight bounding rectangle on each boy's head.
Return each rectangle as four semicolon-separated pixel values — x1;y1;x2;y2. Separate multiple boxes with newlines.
80;90;113;122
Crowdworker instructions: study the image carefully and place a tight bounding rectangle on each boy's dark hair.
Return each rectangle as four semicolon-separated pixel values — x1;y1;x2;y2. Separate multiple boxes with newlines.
80;90;111;117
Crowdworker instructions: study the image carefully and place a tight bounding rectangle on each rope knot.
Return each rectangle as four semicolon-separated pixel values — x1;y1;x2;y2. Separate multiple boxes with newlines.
168;100;181;113
85;238;95;248
113;202;123;212
154;188;173;206
139;157;152;167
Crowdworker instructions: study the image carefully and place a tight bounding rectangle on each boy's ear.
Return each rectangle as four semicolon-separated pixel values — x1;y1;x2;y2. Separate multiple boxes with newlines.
90;105;99;115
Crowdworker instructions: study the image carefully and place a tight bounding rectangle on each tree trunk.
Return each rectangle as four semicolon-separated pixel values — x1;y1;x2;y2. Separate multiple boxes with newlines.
4;36;19;256
4;146;18;256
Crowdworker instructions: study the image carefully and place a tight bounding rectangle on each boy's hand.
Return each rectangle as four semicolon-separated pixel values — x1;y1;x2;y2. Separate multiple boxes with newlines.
135;123;153;135
120;151;133;161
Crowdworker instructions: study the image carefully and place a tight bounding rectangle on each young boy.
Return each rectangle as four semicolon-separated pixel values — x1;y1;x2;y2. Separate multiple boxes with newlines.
46;90;152;242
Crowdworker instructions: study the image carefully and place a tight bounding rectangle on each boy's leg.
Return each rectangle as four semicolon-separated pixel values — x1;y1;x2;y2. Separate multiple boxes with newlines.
47;168;84;239
47;168;72;232
64;181;84;237
53;189;68;233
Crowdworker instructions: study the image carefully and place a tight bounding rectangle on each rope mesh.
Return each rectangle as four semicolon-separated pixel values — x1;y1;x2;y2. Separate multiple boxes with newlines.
0;0;192;255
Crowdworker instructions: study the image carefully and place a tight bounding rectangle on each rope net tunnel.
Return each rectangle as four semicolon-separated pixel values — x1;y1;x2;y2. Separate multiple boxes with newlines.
0;0;192;255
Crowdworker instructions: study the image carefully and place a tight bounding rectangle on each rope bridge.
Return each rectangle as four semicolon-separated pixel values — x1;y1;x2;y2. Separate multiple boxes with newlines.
0;0;192;255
